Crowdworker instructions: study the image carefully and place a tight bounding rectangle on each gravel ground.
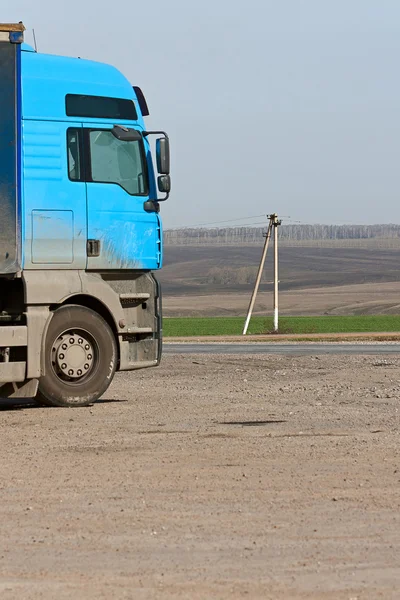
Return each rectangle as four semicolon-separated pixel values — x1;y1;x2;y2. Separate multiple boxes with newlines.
1;352;400;599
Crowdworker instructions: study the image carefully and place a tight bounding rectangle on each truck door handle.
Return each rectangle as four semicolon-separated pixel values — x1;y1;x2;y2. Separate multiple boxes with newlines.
87;239;101;257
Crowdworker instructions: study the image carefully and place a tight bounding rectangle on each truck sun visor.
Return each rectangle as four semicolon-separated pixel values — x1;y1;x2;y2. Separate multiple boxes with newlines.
66;94;138;120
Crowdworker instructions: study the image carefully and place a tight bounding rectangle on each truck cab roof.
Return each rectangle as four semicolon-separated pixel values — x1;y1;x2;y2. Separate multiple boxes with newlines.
21;46;144;127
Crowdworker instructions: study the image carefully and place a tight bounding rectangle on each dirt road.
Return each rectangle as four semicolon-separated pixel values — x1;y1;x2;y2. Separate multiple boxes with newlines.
1;353;399;599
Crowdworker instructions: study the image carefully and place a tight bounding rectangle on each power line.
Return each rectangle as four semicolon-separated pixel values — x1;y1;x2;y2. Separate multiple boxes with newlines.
171;214;268;229
168;215;310;230
167;214;366;231
201;220;269;229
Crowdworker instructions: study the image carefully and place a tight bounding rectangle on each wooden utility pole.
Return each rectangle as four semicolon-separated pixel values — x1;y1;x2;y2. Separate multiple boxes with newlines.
242;217;273;335
243;213;282;336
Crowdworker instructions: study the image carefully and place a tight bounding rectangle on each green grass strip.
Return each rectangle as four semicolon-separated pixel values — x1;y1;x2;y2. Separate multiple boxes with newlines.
163;315;400;337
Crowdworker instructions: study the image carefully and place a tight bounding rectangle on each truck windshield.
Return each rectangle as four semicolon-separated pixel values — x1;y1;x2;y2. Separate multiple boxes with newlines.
89;130;148;196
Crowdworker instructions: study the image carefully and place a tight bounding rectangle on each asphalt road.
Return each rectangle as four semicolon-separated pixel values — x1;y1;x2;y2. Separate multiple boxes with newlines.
164;342;400;355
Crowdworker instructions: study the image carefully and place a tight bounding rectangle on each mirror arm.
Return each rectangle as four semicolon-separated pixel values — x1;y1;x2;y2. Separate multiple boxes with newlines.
157;191;169;202
143;130;169;140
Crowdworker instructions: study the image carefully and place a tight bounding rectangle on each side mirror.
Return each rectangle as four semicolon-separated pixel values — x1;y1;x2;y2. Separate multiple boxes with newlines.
158;175;171;194
143;130;171;202
111;125;142;142
156;137;170;174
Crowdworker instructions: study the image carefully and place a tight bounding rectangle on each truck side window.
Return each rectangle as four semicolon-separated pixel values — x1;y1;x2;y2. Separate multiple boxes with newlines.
88;130;147;196
67;129;82;181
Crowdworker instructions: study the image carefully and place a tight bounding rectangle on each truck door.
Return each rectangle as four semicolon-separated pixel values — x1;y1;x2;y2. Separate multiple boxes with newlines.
83;124;161;271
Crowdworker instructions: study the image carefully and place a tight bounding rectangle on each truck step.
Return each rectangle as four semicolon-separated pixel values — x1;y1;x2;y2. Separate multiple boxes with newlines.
125;326;153;334
0;361;26;383
0;326;27;346
128;359;158;369
120;359;158;371
119;293;150;305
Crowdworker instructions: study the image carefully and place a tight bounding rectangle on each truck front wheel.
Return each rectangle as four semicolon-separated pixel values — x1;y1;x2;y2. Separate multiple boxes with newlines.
38;305;117;407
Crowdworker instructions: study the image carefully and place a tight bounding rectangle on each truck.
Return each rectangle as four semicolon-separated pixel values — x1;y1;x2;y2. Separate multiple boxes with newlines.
0;23;170;407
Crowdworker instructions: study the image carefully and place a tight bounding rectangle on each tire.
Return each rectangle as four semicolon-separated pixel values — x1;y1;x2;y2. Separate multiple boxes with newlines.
37;305;117;408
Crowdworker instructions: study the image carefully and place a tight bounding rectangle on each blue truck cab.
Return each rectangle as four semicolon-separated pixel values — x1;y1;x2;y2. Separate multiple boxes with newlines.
0;23;170;406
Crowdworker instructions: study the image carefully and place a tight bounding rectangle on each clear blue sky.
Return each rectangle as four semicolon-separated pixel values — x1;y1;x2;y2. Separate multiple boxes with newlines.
3;1;400;227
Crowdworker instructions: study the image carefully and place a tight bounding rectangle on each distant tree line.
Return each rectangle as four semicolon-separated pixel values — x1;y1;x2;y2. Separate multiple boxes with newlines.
165;224;400;245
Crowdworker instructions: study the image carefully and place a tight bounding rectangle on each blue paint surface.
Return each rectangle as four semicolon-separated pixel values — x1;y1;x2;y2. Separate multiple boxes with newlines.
19;47;162;271
22;119;87;269
32;210;74;263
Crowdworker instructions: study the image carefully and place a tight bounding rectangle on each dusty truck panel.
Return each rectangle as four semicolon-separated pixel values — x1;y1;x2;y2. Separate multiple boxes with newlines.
0;23;170;407
0;32;20;273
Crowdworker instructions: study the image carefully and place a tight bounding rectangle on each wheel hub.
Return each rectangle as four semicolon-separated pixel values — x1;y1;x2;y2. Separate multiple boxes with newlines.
53;332;94;380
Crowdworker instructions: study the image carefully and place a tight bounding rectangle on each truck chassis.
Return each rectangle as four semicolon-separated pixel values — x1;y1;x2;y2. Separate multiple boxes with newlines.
0;271;161;406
